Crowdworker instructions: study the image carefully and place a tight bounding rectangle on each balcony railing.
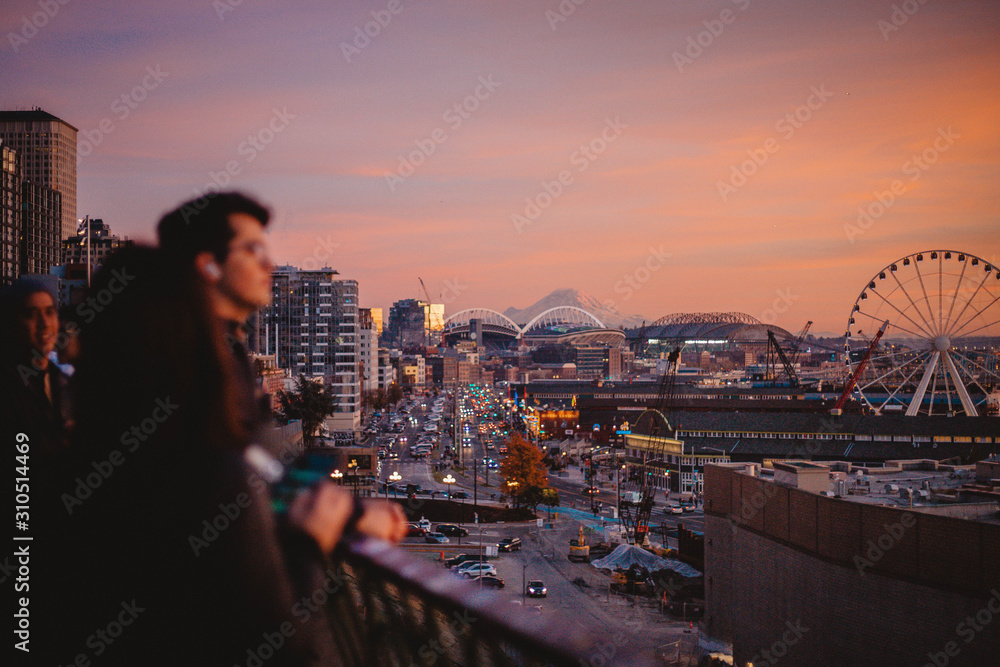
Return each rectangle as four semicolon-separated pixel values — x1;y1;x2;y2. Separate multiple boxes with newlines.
325;535;659;667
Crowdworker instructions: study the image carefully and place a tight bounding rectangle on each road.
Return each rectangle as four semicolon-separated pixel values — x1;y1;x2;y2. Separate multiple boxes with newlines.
376;390;705;662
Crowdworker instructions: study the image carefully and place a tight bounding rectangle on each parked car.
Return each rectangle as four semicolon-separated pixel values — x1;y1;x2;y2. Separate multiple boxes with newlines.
468;575;505;589
497;537;521;552
455;562;497;578
451;491;468;499
425;532;450;544
406;524;427;537
444;554;480;568
526;580;547;598
436;524;469;537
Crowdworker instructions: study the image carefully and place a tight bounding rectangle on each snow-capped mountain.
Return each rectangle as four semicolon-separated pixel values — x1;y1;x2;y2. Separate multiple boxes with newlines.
503;288;648;330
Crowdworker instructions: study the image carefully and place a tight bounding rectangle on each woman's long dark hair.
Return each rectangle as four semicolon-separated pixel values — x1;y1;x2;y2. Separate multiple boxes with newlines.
72;244;247;457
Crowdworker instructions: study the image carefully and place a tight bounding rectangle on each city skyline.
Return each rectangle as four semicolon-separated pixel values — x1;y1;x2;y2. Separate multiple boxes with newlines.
2;0;998;333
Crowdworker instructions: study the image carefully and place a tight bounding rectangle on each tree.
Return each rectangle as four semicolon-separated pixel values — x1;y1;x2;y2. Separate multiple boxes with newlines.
386;382;403;409
362;387;387;412
276;375;337;448
540;488;560;515
499;432;548;509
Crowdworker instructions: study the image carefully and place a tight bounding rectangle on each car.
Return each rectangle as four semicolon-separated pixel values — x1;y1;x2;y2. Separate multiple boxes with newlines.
583;487;600;495
415;518;432;531
468;575;505;589
497;537;521;552
455;562;497;577
406;524;427;537
424;532;450;544
526;580;547;597
436;524;469;537
667;505;684;515
451;491;468;499
681;504;696;513
444;554;482;568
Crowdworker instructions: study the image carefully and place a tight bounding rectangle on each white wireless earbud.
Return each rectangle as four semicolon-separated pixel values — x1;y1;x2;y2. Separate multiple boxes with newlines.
204;262;222;279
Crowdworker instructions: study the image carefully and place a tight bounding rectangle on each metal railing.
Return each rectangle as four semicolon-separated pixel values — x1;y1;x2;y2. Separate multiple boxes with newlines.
326;535;657;666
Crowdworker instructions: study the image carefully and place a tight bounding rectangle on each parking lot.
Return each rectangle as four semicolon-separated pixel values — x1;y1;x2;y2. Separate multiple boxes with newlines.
398;515;704;664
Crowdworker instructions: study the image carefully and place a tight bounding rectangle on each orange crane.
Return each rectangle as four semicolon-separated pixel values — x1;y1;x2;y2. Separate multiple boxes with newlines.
832;320;889;415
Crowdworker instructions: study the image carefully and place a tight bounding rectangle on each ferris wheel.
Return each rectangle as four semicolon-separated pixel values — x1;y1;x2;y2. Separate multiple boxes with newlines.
844;250;1000;416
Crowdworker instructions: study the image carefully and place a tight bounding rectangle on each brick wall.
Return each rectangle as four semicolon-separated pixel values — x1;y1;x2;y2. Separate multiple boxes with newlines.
704;464;1000;666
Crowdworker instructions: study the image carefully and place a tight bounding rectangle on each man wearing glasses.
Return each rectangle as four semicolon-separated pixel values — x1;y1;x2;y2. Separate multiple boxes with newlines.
157;191;405;661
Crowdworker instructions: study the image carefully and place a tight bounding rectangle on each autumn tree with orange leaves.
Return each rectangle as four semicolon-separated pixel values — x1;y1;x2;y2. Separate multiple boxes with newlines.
499;432;549;509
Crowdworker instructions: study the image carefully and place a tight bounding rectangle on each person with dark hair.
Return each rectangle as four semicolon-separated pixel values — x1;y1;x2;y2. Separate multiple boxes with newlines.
1;278;76;662
158;191;277;440
55;245;405;665
0;278;71;455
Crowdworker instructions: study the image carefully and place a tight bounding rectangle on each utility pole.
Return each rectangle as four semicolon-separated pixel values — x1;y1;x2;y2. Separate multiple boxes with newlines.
589;451;596;515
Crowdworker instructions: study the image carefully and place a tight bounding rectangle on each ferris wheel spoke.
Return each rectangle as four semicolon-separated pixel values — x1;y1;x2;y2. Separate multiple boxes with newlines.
906;351;940;416
888;268;938;337
855;303;929;340
938;257;944;330
941;258;969;336
928;361;943;417
947;295;1000;339
859;350;929;389
862;352;922;375
881;361;932;406
949;349;1000;392
944;271;993;338
912;259;942;337
940;355;956;415
945;354;978;415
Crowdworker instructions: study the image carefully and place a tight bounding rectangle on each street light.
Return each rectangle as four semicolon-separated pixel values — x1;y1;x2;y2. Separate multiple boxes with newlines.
348;459;359;498
387;470;401;500
443;473;455;500
506;480;519;507
330;469;343;484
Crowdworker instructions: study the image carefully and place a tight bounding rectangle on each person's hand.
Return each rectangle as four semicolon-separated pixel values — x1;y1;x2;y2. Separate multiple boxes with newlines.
355;500;408;544
287;482;353;554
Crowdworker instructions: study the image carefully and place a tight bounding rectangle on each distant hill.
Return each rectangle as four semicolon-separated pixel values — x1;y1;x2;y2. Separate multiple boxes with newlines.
503;288;648;330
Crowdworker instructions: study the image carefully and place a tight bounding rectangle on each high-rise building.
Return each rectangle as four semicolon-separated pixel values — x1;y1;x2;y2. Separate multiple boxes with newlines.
62;217;134;275
1;138;63;285
575;346;621;380
377;348;395;389
20;180;61;277
257;266;361;437
386;298;426;348
0;109;78;240
358;308;379;394
1;143;19;286
386;299;444;348
369;307;383;336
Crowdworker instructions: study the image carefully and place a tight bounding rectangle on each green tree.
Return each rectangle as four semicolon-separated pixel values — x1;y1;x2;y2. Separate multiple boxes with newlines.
540;488;560;514
276;374;337;448
499;432;548;509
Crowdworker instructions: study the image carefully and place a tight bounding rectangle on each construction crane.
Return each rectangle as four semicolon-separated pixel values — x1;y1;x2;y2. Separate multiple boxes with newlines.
631;320;648;355
831;320;889;415
765;329;800;387
418;277;432;347
788;321;813;368
619;346;680;545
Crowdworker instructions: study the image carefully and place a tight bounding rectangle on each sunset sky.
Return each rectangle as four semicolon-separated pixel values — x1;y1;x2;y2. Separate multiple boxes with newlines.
3;0;998;334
